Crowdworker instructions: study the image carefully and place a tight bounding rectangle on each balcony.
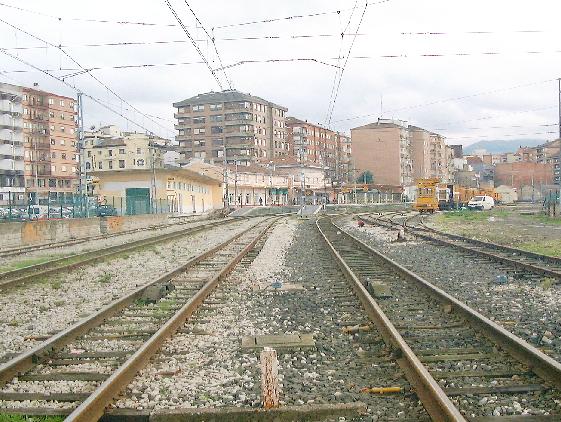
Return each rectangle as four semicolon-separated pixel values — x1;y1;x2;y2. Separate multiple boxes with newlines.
225;131;254;137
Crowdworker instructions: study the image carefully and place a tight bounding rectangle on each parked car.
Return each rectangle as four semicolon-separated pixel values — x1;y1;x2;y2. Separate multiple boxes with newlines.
467;195;495;211
96;204;118;217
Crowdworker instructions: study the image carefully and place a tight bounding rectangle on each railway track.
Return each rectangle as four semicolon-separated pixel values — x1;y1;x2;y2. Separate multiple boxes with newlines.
318;217;561;420
0;217;277;420
0;217;244;291
361;213;561;281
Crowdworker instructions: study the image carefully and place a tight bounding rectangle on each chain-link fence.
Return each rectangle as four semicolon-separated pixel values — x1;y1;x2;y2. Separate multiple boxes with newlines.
0;192;173;221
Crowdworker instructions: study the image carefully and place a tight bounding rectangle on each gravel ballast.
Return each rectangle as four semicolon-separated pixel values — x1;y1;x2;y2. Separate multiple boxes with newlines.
0;218;262;362
115;218;427;421
339;214;561;363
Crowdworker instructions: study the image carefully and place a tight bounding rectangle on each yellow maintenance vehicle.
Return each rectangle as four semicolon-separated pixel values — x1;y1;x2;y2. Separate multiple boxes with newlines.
414;178;439;213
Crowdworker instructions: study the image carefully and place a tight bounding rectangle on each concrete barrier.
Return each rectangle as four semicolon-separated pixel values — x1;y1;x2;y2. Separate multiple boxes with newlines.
0;213;190;248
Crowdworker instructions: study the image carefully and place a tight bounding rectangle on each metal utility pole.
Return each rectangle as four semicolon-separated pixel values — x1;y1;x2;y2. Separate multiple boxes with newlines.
76;92;85;214
149;137;157;213
558;78;561;140
222;145;229;209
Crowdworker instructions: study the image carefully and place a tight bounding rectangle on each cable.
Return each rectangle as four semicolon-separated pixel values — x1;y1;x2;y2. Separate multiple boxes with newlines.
334;78;556;123
164;0;223;90
214;57;341;71
325;0;370;128
182;0;232;89
0;48;172;137
0;33;365;51
0;17;171;135
445;130;556;140
325;1;358;124
434;123;558;132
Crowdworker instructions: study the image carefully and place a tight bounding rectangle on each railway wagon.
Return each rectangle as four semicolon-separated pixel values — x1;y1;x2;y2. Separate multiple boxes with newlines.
414;178;439;213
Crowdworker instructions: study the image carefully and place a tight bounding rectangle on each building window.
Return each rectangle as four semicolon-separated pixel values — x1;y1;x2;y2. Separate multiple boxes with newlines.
61;165;67;172
193;128;205;135
211;126;223;134
137;159;145;166
98;162;102;169
108;161;113;169
87;151;91;157
51;165;56;172
108;150;113;156
49;179;56;188
210;104;223;111
119;148;125;154
61;153;67;159
119;160;125;168
51;152;56;159
50;139;56;145
60;126;65;132
192;105;204;112
60;139;65;145
193;117;205;124
137;148;141;154
86;162;91;170
59;100;65;107
48;98;54;105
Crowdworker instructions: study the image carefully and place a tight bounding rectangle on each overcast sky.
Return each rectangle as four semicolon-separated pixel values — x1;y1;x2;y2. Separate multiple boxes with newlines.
1;0;560;146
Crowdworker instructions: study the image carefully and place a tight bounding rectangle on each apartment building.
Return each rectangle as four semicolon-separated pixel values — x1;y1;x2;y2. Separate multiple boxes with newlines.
83;125;167;175
336;132;353;183
410;126;453;182
285;117;344;181
21;86;78;202
0;83;25;202
536;139;560;185
351;119;413;187
173;90;288;166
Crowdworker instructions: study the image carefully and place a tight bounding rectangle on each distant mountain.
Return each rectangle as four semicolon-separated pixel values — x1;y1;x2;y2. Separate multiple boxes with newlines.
463;139;545;155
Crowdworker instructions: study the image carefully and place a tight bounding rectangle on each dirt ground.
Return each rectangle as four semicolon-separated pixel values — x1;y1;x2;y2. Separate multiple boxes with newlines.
425;203;561;257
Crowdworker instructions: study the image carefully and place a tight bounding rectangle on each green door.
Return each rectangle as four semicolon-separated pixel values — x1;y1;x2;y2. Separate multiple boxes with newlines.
126;188;151;215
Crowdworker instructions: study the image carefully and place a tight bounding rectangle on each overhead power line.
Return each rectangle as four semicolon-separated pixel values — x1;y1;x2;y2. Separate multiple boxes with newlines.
164;0;223;90
446;130;556;140
434;123;558;132
334;78;556;123
0;33;365;51
182;0;232;89
0;48;171;137
0;17;171;135
325;0;370;128
0;0;387;30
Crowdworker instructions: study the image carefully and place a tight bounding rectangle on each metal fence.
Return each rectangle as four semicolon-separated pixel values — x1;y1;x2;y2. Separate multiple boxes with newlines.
0;192;172;222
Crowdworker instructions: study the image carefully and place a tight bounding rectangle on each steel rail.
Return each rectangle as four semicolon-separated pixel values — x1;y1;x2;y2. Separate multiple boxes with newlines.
363;214;561;280
65;218;277;422
332;218;561;391
0;218;242;291
316;218;466;422
0;218;264;387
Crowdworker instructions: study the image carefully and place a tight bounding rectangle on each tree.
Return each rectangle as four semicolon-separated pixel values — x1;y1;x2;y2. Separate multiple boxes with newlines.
356;170;374;184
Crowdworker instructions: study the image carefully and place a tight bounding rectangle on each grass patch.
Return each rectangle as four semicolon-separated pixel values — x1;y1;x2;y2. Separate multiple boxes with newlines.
0;415;65;422
518;240;561;257
0;256;59;273
7;320;18;327
541;278;555;290
97;273;112;284
50;281;62;290
520;213;561;226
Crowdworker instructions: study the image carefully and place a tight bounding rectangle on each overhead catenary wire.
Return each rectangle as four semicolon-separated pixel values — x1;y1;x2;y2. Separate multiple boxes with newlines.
324;0;358;124
164;0;224;90
0;17;171;135
0;33;366;51
334;78;557;123
0;48;172;137
325;0;370;128
445;130;557;140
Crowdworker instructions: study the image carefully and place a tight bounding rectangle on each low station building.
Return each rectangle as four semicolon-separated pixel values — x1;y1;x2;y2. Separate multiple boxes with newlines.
90;167;223;215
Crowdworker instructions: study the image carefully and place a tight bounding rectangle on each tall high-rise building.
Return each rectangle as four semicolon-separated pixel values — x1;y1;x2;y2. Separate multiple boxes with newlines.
0;83;25;202
21;86;78;202
173;90;288;166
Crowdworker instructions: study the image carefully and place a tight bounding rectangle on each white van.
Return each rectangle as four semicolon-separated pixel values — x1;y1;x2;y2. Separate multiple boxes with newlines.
467;195;495;210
